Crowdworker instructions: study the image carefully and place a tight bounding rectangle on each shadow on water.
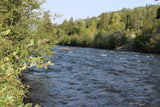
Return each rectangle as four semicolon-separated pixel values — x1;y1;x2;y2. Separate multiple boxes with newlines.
22;46;160;107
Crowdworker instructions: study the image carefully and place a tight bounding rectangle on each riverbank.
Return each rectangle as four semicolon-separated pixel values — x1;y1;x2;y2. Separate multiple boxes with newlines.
59;42;160;54
116;42;135;51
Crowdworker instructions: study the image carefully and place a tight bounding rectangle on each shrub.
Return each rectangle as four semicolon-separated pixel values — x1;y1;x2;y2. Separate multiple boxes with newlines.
115;32;128;47
0;0;55;106
134;28;153;52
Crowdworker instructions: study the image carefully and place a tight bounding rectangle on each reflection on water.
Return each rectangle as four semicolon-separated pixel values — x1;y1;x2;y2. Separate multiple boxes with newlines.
22;46;160;107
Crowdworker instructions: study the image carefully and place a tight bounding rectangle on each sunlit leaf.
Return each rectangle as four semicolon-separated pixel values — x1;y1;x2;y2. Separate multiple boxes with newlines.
0;101;8;107
31;39;34;46
16;47;20;52
9;53;13;60
37;64;41;69
4;64;8;72
0;29;10;36
24;103;32;107
35;104;39;107
20;52;25;58
13;52;17;56
25;50;29;57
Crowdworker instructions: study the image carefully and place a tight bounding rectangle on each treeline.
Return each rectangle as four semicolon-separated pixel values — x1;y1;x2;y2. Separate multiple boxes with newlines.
56;4;160;53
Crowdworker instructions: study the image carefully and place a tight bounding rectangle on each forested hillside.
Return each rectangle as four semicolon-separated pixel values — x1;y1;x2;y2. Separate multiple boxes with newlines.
57;4;160;53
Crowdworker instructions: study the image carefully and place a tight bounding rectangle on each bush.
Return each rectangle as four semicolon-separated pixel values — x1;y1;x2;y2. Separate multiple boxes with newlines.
105;33;117;49
79;28;92;47
134;28;153;52
61;35;71;45
0;0;54;106
93;30;111;48
70;34;79;46
115;32;128;47
147;33;160;53
134;27;160;53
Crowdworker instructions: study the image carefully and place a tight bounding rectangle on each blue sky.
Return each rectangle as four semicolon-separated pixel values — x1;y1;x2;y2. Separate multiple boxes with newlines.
42;0;159;24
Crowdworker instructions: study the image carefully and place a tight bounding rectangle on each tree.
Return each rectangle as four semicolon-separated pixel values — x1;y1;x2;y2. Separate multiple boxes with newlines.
73;19;85;34
59;4;160;53
0;0;55;106
61;19;69;34
42;11;53;32
109;13;125;31
98;13;109;30
89;20;97;33
156;8;160;19
155;0;160;19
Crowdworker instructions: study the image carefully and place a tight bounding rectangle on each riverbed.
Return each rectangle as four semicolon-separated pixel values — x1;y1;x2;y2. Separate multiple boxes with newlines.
22;46;160;107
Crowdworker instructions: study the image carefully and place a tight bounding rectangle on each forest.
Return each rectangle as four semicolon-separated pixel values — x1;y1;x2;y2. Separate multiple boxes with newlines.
57;4;160;53
0;0;160;106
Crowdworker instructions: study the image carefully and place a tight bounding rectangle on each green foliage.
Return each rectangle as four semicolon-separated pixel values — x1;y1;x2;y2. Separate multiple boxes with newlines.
79;28;93;47
93;30;110;48
70;34;80;46
134;26;160;53
98;13;109;30
93;31;127;49
115;32;128;47
156;7;160;19
148;33;160;52
0;0;56;106
105;33;117;49
58;4;160;53
61;35;71;45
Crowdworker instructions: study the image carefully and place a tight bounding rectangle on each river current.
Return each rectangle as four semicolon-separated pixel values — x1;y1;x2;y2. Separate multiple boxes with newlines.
22;46;160;107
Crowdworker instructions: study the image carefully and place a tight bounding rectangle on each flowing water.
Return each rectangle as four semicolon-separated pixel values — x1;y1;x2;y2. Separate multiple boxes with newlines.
22;46;160;107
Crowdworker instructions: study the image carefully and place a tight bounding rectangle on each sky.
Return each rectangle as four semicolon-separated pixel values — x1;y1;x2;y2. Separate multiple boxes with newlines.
42;0;159;24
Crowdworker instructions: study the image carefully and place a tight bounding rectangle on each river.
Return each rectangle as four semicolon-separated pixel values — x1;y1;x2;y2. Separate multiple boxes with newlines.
22;46;160;107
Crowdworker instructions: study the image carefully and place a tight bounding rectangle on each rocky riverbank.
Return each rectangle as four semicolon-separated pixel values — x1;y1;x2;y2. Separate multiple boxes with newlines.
116;42;135;51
